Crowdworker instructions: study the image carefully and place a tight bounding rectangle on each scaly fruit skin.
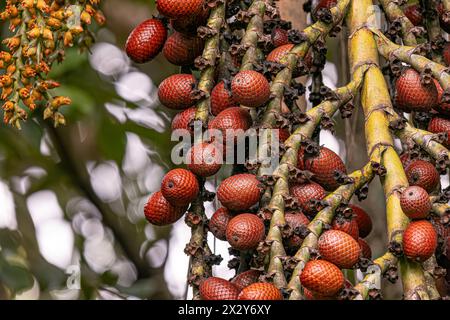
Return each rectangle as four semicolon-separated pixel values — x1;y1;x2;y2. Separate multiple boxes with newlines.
428;116;450;147
300;259;344;297
144;191;187;226
226;214;265;250
125;19;167;64
433;80;450;116
405;160;440;193
299;147;347;190
231;70;271;108
161;168;199;206
303;287;333;300
284;212;310;250
404;4;423;26
350;205;372;238
266;44;294;64
208;107;252;144
290;182;326;216
318;230;361;269
162;32;204;66
199;277;240;300
394;68;438;112
403;220;438;262
171;106;196;133
158;74;196;110
187;142;222;177
156;0;204;19
271;27;289;47
443;42;450;66
210;81;238;116
209;208;234;241
217;174;261;211
231;270;261;291
238;283;283;300
358;238;372;259
171;7;209;35
400;186;431;220
332;216;359;240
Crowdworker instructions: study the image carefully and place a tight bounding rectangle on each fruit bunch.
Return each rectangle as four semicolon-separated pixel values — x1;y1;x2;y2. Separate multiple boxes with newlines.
130;0;450;300
0;0;105;128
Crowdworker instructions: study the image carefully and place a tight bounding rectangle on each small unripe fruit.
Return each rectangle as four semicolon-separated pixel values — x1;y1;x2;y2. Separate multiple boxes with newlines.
405;160;440;193
199;277;239;300
187;142;222;177
238;283;283;300
318;230;360;269
231;270;261;291
161;168;199;206
290;182;326;216
158;74;196;110
125;19;167;64
300;259;344;297
350;205;372;238
226;214;265;250
209;208;234;241
400;186;431;220
217;174;262;211
144;191;187;226
231;70;271;108
403;220;438;262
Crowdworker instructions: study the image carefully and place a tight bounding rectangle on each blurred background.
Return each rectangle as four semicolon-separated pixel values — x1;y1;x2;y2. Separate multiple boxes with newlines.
0;0;440;300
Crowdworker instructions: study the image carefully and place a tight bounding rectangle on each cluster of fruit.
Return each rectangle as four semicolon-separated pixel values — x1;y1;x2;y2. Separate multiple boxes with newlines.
127;0;450;300
0;0;105;128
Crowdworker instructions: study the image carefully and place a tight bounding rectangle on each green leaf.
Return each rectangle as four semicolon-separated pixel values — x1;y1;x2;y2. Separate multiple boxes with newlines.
0;257;34;294
98;115;126;164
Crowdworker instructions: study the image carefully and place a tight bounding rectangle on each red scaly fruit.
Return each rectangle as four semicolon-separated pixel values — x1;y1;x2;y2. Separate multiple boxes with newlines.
171;107;196;133
300;147;347;191
300;259;344;297
144;191;187;226
403;220;438;262
186;142;222;177
428;116;450;147
238;283;283;300
284;212;310;250
400;152;417;169
210;81;238;116
290;182;326;216
226;214;265;250
358;238;372;260
217;174;262;211
404;4;423;26
405;160;440;193
271;27;289;47
208;107;252;144
318;230;361;269
443;42;450;66
432;80;450;116
350;205;373;238
231;270;262;291
158;74;196;110
303;287;333;300
278;128;290;143
266;44;294;64
400;186;431;220
125;19;167;63
162;32;204;66
332;215;359;240
199;277;239;300
394;68;438;112
209;207;234;241
170;7;210;35
438;3;450;34
231;70;271;108
161;168;199;206
156;0;204;19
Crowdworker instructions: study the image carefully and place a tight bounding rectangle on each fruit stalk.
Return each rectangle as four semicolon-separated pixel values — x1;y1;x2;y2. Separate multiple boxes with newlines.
420;0;444;63
287;149;384;300
379;0;418;46
372;29;450;93
422;256;441;300
347;0;429;300
195;2;227;123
